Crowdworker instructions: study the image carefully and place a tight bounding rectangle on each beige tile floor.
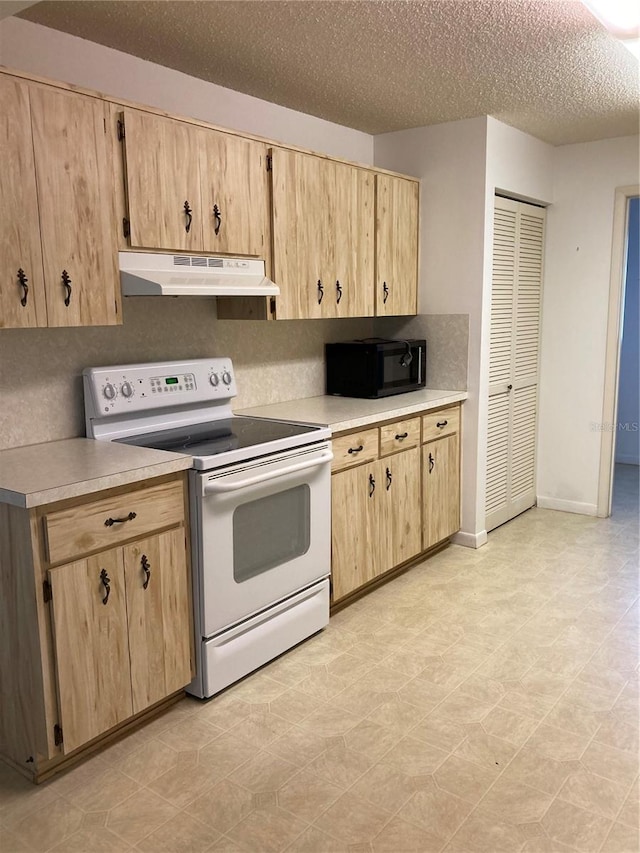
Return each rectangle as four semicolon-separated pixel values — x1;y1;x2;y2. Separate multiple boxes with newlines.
1;466;638;853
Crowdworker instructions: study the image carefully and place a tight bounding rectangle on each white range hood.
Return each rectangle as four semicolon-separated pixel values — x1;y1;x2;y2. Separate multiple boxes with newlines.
119;252;280;297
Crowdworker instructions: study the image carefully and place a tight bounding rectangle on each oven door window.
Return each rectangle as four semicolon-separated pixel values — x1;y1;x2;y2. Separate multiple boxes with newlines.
232;484;311;583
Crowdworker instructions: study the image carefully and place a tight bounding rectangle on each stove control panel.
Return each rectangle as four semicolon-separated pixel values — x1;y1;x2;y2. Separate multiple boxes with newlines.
83;358;237;419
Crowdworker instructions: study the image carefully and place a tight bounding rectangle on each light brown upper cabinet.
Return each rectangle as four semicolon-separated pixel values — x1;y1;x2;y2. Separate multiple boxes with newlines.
0;75;120;328
270;148;375;319
119;108;270;258
0;76;46;329
375;174;419;316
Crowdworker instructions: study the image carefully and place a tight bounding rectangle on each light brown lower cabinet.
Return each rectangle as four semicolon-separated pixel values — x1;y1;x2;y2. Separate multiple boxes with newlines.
0;473;194;781
331;405;461;604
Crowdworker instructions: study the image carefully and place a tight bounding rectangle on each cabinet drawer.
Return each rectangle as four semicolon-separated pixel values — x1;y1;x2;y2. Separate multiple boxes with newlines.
331;428;379;472
379;418;421;456
422;406;460;442
43;479;185;565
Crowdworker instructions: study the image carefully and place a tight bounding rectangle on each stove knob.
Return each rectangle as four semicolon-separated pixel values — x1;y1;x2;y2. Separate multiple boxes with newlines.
103;382;116;400
209;372;220;387
121;381;134;399
222;370;232;386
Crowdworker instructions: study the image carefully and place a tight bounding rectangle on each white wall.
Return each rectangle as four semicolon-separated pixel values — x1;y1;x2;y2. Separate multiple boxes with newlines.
537;136;640;514
0;17;373;163
375;117;489;546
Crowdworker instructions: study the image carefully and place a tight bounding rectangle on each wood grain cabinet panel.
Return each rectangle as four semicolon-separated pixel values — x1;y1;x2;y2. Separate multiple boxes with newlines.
48;548;133;754
375;174;419;316
422;406;461;442
381;447;422;569
333;162;375;317
30;86;120;327
379;418;421;457
331;428;379;472
423;434;460;550
200;131;270;258
124;530;192;714
121;108;204;252
43;479;185;565
331;461;379;601
0;76;47;329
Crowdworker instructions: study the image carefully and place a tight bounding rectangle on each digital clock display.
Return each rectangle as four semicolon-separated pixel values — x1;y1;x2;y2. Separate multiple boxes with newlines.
165;377;179;385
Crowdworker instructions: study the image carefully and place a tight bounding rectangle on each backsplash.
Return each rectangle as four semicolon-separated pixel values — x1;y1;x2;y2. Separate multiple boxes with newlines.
0;302;468;451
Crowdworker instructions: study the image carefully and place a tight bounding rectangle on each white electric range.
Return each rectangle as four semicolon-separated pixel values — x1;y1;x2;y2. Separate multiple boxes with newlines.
83;358;332;698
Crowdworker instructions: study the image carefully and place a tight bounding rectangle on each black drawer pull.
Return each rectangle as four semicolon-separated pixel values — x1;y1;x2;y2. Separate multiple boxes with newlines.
104;511;137;527
141;554;151;590
100;568;111;605
61;270;72;307
336;280;343;304
386;467;392;490
213;203;222;235
383;282;389;304
436;420;448;429
368;473;376;497
317;280;324;304
395;431;408;440
429;452;435;473
348;445;364;455
184;200;193;233
17;269;29;307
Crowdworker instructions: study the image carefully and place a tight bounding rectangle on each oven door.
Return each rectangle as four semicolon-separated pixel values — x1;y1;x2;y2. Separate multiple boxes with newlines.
192;442;332;637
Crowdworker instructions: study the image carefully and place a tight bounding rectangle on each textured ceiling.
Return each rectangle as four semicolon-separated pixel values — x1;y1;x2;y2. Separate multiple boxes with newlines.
16;0;640;145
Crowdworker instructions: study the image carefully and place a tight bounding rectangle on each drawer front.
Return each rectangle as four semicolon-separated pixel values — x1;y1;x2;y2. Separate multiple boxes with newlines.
422;406;460;443
44;479;185;565
379;417;421;457
331;428;379;472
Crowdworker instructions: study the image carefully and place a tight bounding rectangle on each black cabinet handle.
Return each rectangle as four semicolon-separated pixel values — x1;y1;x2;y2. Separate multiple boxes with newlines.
184;200;193;234
395;431;408;441
383;282;389;304
428;452;435;473
317;280;324;304
436;420;448;429
348;445;363;455
61;270;72;307
100;568;111;605
369;473;376;497
104;511;137;527
17;269;29;307
386;467;392;490
336;280;343;304
213;204;222;236
141;554;151;590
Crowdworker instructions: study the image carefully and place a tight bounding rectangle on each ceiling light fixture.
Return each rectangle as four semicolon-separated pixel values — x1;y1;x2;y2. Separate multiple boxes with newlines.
581;0;640;59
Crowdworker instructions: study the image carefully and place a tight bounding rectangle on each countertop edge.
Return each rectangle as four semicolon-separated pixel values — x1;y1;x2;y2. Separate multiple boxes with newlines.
238;390;468;435
1;456;193;510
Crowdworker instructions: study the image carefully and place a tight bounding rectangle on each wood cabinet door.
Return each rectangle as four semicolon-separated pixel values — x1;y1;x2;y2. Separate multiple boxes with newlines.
124;529;192;714
270;148;332;319
121;108;203;252
29;87;120;327
423;434;460;550
48;549;133;754
331;461;379;601
200;130;270;258
334;163;375;317
375;174;419;316
0;76;47;329
379;448;422;572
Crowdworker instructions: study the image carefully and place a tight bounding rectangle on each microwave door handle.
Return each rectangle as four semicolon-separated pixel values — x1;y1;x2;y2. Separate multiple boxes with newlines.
418;346;423;384
202;451;334;495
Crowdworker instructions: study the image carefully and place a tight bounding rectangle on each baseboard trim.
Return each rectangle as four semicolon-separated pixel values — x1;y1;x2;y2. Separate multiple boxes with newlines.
536;496;598;516
451;529;488;549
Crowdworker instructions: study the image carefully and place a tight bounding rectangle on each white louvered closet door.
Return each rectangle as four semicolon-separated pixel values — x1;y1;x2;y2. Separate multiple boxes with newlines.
486;197;545;532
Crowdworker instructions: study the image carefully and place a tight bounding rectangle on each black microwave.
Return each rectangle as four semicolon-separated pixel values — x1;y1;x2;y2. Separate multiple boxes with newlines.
325;338;427;399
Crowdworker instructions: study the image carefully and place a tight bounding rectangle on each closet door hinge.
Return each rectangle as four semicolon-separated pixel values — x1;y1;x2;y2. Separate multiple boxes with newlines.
266;154;272;172
43;580;52;603
54;724;63;746
123;218;131;239
117;119;125;141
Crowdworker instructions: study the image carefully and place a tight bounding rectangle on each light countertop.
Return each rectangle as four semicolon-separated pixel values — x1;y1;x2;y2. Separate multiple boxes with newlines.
0;438;192;508
238;389;467;435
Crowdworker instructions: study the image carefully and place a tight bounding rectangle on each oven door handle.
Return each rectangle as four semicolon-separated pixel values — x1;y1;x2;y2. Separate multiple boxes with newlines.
203;451;334;495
